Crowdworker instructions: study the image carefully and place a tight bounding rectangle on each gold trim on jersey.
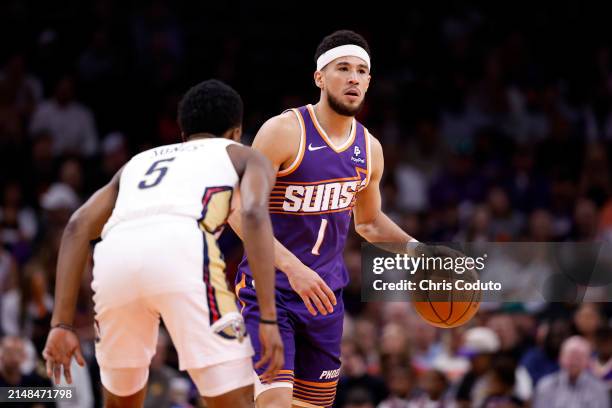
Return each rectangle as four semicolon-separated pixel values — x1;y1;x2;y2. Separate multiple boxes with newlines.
203;231;238;318
235;273;247;312
197;186;237;328
363;127;373;189
278;108;306;177
306;104;356;153
200;188;233;234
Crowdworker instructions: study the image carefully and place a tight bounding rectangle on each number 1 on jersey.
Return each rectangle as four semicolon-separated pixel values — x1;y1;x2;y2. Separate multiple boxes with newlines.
311;219;328;255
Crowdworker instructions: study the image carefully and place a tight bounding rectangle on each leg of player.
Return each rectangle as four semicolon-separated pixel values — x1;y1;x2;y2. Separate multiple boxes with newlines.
256;387;294;408
201;385;253;408
101;367;149;408
188;357;255;407
292;399;325;408
102;388;147;408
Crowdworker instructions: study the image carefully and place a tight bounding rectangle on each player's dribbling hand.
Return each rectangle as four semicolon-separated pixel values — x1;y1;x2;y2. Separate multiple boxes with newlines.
42;327;86;385
285;261;336;316
414;243;465;260
256;323;284;383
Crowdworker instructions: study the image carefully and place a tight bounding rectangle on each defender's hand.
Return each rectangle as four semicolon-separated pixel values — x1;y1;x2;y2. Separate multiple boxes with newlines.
255;323;284;383
285;262;336;316
42;327;85;385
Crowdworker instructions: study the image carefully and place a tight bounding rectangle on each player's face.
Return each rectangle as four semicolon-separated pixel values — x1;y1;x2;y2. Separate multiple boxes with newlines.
316;56;371;117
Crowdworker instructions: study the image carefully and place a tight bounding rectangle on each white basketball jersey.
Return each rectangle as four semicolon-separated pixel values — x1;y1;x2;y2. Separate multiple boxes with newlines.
102;138;239;238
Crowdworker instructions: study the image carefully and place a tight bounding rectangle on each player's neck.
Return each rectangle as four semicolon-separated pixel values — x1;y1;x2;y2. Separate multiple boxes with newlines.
186;132;216;141
313;101;354;143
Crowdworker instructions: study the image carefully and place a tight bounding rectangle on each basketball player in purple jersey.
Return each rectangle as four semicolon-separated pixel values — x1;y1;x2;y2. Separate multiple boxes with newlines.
230;31;420;408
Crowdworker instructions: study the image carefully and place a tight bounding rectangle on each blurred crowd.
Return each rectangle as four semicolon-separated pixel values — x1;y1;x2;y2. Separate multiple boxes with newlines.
1;1;612;407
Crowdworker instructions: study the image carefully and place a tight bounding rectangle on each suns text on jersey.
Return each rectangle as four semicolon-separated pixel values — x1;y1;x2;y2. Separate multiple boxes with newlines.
282;180;363;213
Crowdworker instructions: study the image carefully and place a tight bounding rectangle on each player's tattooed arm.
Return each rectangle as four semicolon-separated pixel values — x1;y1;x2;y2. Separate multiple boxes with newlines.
353;135;418;244
44;167;122;384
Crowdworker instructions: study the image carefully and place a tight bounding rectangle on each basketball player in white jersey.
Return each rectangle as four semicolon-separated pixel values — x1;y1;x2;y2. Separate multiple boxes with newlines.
42;79;284;408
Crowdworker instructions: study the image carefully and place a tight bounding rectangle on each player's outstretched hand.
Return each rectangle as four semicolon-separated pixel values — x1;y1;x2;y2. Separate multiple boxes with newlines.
286;262;336;316
256;323;284;383
42;327;85;385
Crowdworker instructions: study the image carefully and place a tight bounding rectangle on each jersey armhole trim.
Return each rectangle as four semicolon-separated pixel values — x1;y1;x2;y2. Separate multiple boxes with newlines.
277;109;306;177
364;127;372;188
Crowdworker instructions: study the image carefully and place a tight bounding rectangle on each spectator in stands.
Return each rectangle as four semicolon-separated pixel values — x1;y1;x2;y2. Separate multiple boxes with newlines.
480;357;525;408
408;369;451;408
455;327;500;408
377;365;419;408
533;336;609;408
590;326;612;391
1;263;53;354
337;339;389;408
487;187;524;241
0;54;43;118
520;317;570;385
29;75;98;157
0;181;38;248
573;303;604;347
0;335;51;388
0;225;17;294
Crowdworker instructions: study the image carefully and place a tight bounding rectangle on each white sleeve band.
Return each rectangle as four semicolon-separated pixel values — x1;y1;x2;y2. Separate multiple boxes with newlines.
316;44;371;71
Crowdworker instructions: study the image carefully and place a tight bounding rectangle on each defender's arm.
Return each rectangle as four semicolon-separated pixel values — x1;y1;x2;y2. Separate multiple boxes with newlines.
228;113;336;316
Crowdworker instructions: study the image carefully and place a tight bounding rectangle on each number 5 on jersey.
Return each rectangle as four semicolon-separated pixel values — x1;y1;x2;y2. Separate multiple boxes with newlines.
138;158;175;189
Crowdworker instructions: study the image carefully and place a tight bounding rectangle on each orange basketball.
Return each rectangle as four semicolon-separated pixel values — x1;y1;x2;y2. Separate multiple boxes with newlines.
410;263;482;328
413;301;480;328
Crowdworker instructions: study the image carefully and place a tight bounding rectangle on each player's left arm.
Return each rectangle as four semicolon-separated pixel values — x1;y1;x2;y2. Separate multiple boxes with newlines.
353;137;464;259
353;135;416;244
44;168;122;384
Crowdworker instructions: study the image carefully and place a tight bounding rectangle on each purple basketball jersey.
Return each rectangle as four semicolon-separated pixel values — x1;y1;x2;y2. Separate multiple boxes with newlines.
237;104;371;292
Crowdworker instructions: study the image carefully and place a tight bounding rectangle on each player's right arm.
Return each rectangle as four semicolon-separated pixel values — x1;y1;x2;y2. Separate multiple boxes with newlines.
43;168;122;384
228;113;336;316
226;143;283;382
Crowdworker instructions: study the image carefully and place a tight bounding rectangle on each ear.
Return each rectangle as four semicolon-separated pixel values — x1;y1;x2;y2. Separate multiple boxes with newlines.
314;70;324;90
224;126;242;142
232;126;242;142
364;74;371;93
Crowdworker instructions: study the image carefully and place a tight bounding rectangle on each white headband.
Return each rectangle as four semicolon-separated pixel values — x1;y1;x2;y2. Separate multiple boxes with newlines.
316;44;371;72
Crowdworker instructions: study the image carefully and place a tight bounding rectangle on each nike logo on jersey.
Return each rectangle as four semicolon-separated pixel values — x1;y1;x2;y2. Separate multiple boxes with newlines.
308;143;328;151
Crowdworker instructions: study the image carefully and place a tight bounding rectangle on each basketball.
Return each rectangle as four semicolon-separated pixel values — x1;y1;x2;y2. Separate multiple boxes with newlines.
411;263;482;328
413;300;481;328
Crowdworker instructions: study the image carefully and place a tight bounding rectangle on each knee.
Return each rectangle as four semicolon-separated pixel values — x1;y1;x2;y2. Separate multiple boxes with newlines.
101;366;148;408
255;390;293;408
256;400;290;408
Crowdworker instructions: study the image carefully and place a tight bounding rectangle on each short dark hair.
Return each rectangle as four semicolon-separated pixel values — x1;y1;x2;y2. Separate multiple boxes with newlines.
178;79;243;137
314;30;370;62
